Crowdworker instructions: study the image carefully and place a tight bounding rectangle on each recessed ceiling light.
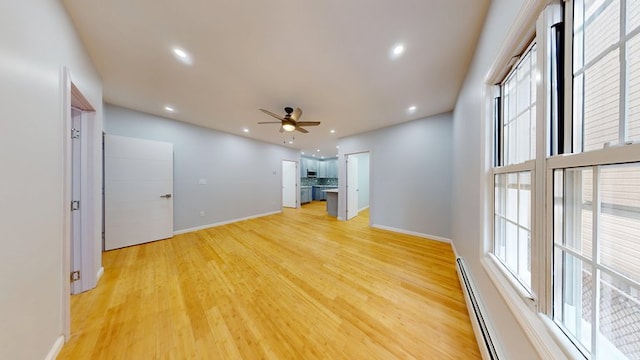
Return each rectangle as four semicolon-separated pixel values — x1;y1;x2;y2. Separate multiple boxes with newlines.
391;43;405;58
288;140;293;144
243;128;249;133
172;47;193;65
301;151;305;155
336;145;339;149
408;106;417;113
330;129;336;134
164;106;175;112
316;149;320;152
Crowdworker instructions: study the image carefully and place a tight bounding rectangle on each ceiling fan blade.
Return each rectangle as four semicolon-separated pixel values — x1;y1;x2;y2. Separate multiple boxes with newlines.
295;126;309;133
257;121;282;124
259;109;284;121
296;121;320;126
291;107;302;121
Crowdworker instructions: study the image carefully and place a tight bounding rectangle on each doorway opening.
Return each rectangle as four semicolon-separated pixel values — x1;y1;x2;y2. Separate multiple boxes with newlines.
345;152;370;220
62;72;99;340
282;160;298;208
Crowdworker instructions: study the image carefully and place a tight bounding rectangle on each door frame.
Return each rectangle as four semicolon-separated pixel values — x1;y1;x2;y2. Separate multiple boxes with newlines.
281;159;299;208
61;68;100;339
340;150;372;224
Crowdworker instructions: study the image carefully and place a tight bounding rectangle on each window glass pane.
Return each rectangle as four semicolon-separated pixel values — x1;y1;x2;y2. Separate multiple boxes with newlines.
628;0;640;34
495;216;506;260
628;34;640;142
553;251;593;353
583;49;620;151
493;171;532;291
574;2;585;71
598;272;640;359
573;73;585;150
519;172;531;228
583;0;620;66
556;168;593;259
517;111;531;163
506;173;518;222
530;104;536;158
502;44;536;166
519;227;531;288
554;170;565;246
599;163;640;283
506;221;518;271
517;58;532;111
495;174;505;216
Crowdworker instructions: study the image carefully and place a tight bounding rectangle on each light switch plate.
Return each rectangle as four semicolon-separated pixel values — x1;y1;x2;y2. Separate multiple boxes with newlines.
199;178;207;185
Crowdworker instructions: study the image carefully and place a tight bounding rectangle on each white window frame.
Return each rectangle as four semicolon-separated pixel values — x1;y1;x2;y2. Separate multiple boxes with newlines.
548;0;640;357
490;39;538;297
482;0;640;359
481;1;583;359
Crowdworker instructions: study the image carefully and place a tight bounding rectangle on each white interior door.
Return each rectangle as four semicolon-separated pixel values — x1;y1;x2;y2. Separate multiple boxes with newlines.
105;135;174;250
282;160;297;208
347;155;359;220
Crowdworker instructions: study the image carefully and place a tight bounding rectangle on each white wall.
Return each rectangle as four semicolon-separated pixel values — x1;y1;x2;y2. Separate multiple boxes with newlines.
451;0;539;358
105;105;301;232
338;113;453;239
0;1;103;359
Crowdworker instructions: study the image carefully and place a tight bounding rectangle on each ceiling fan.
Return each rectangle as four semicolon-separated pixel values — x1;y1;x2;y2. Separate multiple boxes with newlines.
258;107;320;133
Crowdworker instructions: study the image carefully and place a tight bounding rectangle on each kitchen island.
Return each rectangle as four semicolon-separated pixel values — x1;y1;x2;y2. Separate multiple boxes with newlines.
323;189;338;217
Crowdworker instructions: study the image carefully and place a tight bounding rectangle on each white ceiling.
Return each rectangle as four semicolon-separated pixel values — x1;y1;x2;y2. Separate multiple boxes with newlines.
62;0;489;158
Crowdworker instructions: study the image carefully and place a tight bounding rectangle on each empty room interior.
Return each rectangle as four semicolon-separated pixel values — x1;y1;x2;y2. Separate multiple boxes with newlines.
3;0;640;359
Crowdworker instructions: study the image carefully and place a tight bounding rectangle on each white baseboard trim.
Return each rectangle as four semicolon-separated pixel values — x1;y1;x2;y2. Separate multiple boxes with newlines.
96;266;104;282
371;224;452;243
44;335;65;360
173;210;282;235
358;205;370;212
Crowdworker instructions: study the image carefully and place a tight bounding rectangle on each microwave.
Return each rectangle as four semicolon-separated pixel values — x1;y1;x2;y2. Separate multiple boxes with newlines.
306;170;317;178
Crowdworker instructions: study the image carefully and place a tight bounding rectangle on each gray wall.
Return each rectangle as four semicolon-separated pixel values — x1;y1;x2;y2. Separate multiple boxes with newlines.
0;1;104;359
451;0;538;358
105;105;300;232
338;113;453;239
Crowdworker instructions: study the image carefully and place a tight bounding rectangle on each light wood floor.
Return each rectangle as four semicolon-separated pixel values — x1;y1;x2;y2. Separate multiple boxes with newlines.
58;201;480;359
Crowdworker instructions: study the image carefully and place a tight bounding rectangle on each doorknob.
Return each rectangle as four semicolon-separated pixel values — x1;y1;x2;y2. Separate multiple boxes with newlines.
160;194;172;198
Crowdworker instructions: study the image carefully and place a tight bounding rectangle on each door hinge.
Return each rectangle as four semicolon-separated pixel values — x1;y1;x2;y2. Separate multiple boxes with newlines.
70;270;80;282
71;200;80;211
71;128;80;139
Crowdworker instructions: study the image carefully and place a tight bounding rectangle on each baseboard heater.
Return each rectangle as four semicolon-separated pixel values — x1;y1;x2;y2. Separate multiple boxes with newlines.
456;257;499;360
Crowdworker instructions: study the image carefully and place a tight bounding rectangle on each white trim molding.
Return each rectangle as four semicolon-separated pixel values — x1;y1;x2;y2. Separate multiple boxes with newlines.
173;211;282;235
481;257;573;359
96;266;104;282
371;224;452;244
44;336;64;360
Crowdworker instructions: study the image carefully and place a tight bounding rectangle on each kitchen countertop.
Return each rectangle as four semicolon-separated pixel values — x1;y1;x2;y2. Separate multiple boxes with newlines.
323;189;338;193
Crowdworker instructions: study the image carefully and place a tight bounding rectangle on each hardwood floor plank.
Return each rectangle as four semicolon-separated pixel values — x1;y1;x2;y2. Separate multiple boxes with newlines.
58;202;480;359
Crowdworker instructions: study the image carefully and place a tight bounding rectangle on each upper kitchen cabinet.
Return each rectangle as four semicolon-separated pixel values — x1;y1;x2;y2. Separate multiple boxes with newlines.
325;158;338;178
300;156;337;178
300;157;317;177
317;161;327;178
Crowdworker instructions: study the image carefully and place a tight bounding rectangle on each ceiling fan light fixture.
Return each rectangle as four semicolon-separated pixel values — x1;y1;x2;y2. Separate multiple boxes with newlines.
282;119;296;132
